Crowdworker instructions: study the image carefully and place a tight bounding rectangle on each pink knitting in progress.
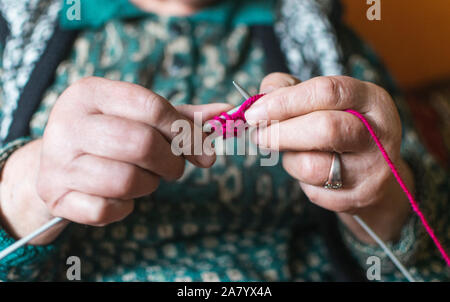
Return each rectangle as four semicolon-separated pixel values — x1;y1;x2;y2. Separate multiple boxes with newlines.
209;94;265;138
211;93;450;267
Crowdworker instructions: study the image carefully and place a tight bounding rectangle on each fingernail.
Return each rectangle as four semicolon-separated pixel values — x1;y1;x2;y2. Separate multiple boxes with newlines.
245;104;268;126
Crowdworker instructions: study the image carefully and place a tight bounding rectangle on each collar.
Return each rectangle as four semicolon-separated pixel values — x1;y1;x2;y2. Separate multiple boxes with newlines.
60;0;275;29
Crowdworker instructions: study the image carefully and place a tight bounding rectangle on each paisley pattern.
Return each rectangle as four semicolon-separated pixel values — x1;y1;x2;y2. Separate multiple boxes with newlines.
0;1;449;282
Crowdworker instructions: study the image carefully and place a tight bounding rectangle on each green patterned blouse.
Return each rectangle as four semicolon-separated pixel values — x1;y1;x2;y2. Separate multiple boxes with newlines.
0;1;449;282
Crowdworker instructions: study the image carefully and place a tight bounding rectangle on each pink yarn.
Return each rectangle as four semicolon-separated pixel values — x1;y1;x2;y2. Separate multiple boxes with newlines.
211;94;450;266
210;94;265;138
345;109;450;267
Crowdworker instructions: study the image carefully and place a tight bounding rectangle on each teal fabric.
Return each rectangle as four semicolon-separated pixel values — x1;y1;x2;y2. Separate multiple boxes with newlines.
60;0;275;29
1;0;449;282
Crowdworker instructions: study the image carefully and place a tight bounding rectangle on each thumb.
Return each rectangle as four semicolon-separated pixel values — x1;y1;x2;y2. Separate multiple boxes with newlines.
175;103;234;123
259;72;301;94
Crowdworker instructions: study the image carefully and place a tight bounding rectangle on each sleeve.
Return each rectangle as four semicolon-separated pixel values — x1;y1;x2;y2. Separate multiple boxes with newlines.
0;20;64;281
336;25;450;282
0;137;62;281
0;33;66;281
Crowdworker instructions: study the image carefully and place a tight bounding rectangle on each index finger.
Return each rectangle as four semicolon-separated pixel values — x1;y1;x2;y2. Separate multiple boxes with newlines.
65;77;215;167
244;76;373;125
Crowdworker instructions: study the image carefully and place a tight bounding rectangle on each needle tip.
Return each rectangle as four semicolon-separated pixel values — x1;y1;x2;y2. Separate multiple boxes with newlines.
232;81;251;100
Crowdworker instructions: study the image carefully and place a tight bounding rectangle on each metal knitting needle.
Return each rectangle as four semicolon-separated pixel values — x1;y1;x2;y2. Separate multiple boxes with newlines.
232;81;251;100
0;217;65;261
353;215;415;282
203;81;251;133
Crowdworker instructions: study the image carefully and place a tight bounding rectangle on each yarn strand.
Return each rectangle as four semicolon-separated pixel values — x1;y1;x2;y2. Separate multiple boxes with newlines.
210;94;265;138
345;109;450;266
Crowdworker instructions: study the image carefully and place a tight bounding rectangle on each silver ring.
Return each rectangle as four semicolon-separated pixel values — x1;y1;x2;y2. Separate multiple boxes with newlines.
324;152;343;189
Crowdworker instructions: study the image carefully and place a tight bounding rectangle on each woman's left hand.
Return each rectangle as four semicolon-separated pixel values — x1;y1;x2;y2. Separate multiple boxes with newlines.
246;73;413;244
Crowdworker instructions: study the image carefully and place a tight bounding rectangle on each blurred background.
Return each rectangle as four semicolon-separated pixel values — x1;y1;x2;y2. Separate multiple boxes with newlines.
341;0;450;168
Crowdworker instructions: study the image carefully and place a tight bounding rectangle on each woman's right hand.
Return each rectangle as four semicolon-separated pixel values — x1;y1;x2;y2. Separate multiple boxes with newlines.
0;77;219;245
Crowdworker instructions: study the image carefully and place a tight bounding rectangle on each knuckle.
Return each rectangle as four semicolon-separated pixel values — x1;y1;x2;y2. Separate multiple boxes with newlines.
36;168;57;205
266;72;285;79
371;84;395;111
261;72;276;84
129;127;155;162
271;91;290;118
262;72;286;85
172;159;186;180
47;207;59;218
139;127;157;158
315;77;343;107
318;113;339;142
68;76;100;95
46;201;63;218
353;120;372;149
369;81;390;104
143;92;166;123
43;195;63;218
55;77;104;115
114;166;138;197
88;199;111;225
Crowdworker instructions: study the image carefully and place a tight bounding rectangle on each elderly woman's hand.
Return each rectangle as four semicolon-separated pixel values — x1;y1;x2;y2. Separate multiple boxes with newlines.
0;77;223;244
246;73;413;244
